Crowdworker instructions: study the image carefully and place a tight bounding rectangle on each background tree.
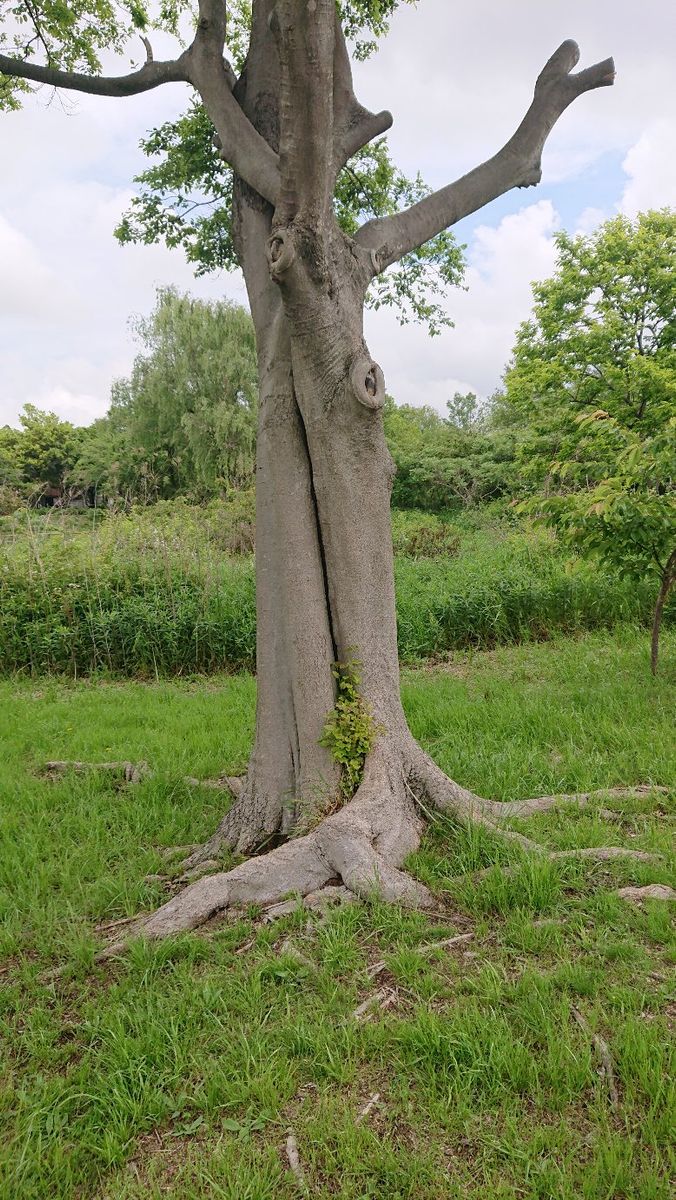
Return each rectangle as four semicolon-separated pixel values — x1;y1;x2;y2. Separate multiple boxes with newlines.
1;2;621;942
384;393;516;510
505;210;676;673
108;289;256;496
1;405;83;501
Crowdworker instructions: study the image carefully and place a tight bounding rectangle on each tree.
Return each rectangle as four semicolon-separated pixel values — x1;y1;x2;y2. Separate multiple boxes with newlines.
384;395;516;511
6;404;83;500
76;288;258;502
2;3;626;943
504;211;676;673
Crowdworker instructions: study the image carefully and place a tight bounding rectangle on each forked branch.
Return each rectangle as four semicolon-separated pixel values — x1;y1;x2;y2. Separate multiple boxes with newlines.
0;48;191;96
356;39;615;271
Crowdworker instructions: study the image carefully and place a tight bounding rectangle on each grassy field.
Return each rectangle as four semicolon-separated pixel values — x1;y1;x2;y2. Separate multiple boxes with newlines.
1;628;674;1199
1;503;670;675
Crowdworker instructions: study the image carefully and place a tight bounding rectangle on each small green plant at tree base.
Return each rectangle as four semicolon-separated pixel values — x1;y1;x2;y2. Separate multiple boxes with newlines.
320;658;384;800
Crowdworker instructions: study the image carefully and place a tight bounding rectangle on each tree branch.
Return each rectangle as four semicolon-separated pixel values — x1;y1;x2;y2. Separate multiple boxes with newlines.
0;49;190;97
332;10;392;169
0;0;281;207
189;0;280;204
356;40;615;270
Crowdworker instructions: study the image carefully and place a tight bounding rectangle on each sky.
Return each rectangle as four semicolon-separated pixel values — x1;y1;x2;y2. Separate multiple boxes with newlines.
1;0;675;427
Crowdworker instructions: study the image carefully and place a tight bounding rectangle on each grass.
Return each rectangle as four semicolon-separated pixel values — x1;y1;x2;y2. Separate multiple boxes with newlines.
0;503;670;675
0;629;674;1199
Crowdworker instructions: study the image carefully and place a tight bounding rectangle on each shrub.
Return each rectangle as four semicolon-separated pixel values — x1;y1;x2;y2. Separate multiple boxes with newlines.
0;502;671;676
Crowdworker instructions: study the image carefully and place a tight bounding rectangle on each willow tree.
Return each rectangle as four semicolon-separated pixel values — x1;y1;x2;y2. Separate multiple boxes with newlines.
2;3;626;942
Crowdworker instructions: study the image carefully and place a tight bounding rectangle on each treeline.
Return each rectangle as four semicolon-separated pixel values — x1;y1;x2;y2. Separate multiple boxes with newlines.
0;289;259;511
0;211;673;670
1;289;520;514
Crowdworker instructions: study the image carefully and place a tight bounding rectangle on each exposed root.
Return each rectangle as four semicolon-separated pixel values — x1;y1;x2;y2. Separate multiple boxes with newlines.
285;1130;308;1192
62;740;666;958
178;780;288;871
99;835;334;957
262;885;353;923
44;760;148;784
454;845;663;886
97;747;433;953
494;785;668;820
616;884;676;903
572;1007;619;1110
550;846;661;864
183;775;245;794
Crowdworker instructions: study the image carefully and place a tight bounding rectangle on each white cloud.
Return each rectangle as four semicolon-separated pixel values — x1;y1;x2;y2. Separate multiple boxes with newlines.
1;0;674;427
354;0;676;189
366;200;560;410
619;120;676;216
574;206;608;235
0;172;247;425
0;214;60;318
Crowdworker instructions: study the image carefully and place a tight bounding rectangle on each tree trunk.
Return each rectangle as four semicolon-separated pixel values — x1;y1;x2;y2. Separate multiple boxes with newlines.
197;6;413;855
207;193;413;856
651;551;676;676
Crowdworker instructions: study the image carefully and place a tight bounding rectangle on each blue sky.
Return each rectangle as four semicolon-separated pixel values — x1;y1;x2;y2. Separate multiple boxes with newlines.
1;0;675;425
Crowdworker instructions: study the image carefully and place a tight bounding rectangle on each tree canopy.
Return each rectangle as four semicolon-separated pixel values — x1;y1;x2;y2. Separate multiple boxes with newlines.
2;2;464;335
76;288;259;501
505;209;676;671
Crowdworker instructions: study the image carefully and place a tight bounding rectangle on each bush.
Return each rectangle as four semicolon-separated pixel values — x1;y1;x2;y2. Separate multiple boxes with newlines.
0;502;670;676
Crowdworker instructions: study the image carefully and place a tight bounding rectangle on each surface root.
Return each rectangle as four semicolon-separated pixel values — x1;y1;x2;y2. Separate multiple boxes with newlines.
58;749;666;956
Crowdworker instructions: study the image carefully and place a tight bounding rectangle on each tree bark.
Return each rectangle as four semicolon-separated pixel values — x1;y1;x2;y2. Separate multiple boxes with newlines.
651;550;676;676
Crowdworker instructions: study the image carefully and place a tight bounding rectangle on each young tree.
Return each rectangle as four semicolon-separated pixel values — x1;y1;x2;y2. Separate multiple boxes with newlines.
505;211;676;674
2;3;623;942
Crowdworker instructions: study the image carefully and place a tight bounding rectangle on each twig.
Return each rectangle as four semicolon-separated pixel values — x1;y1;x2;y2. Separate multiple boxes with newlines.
367;959;387;978
572;1007;619;1110
235;937;256;956
356;1092;381;1122
352;988;391;1021
418;932;474;953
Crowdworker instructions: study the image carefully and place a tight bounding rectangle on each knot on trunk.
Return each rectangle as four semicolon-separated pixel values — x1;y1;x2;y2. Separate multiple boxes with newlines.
350;358;385;411
267;230;296;280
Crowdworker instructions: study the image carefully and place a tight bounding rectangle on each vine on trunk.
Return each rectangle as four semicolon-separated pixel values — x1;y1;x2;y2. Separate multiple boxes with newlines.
319;658;384;801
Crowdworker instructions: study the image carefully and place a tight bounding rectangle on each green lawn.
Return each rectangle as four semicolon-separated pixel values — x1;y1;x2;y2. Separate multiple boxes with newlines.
1;628;674;1199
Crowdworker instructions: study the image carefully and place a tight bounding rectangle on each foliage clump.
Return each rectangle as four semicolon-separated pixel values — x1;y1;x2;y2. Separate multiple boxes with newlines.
504;209;676;671
320;659;383;799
